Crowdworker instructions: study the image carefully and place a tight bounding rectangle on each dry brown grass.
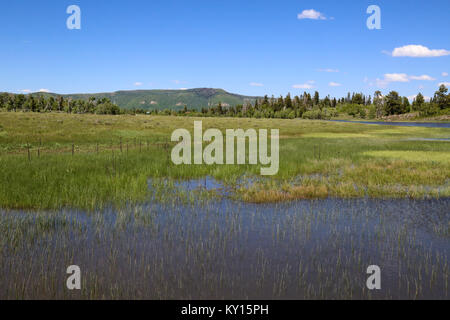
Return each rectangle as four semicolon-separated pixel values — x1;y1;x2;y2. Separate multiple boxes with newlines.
243;184;329;203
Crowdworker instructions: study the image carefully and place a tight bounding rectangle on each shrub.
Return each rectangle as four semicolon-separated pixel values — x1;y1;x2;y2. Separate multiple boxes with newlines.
367;106;376;119
302;108;336;120
418;103;440;117
95;103;121;115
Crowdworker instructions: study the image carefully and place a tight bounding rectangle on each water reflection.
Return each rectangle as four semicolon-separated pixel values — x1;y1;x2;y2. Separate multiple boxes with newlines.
328;120;450;128
0;182;448;299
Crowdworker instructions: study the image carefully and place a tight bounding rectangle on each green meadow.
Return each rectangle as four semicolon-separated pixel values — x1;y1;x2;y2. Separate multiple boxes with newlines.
0;111;449;210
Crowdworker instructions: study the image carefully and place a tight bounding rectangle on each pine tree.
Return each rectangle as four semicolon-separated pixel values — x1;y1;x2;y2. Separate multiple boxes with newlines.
14;94;26;110
434;84;449;109
385;91;403;115
402;97;411;113
313;91;320;106
285;93;292;109
412;93;425;111
293;96;301;110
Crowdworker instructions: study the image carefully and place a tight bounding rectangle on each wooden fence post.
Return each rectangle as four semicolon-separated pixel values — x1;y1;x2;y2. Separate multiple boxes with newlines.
165;140;170;164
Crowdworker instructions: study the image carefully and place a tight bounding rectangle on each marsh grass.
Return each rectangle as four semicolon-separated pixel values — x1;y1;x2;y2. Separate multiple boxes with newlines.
1;113;448;300
0;112;448;208
0;196;448;299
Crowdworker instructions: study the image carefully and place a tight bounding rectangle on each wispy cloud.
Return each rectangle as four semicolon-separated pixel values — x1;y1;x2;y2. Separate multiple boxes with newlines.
19;89;31;93
293;81;315;89
443;72;449;77
134;82;143;86
318;68;339;73
390;45;450;57
39;89;50;93
409;75;436;81
328;82;341;87
249;82;264;87
297;9;327;20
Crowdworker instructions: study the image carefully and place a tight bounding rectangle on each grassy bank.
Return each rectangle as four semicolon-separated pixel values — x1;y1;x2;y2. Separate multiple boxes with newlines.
0;111;449;209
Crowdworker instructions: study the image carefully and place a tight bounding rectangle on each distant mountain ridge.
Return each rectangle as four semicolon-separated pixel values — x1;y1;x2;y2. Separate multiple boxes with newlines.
34;88;260;111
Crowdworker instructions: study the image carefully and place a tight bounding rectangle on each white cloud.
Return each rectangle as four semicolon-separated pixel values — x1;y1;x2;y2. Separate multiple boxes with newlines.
19;89;31;93
409;75;435;81
385;73;410;82
293;82;315;89
318;68;339;73
329;82;341;87
438;82;450;87
391;45;450;57
442;72;449;77
375;73;408;88
134;82;143;86
376;73;436;88
375;79;388;88
249;82;264;87
297;9;327;20
179;88;188;90
39;89;50;93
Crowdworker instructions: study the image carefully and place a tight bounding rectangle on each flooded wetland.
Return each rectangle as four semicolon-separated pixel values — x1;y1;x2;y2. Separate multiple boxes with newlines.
0;114;448;299
2;0;450;305
0;179;448;299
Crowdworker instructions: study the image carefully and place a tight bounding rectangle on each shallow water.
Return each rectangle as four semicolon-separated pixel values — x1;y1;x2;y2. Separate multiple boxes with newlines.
0;181;448;299
329;119;450;128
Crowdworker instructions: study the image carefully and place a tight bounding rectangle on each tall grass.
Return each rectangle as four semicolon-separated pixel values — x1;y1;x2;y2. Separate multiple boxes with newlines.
0;112;448;209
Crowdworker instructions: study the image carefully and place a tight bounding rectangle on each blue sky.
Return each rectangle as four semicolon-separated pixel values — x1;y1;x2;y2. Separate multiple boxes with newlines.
1;0;449;100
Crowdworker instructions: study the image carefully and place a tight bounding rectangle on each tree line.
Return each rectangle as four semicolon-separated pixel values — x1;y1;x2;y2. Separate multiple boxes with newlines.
176;85;449;120
1;85;449;119
0;93;123;115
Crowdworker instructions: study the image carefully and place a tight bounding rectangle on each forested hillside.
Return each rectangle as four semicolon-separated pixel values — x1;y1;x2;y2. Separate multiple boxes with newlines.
31;88;259;111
